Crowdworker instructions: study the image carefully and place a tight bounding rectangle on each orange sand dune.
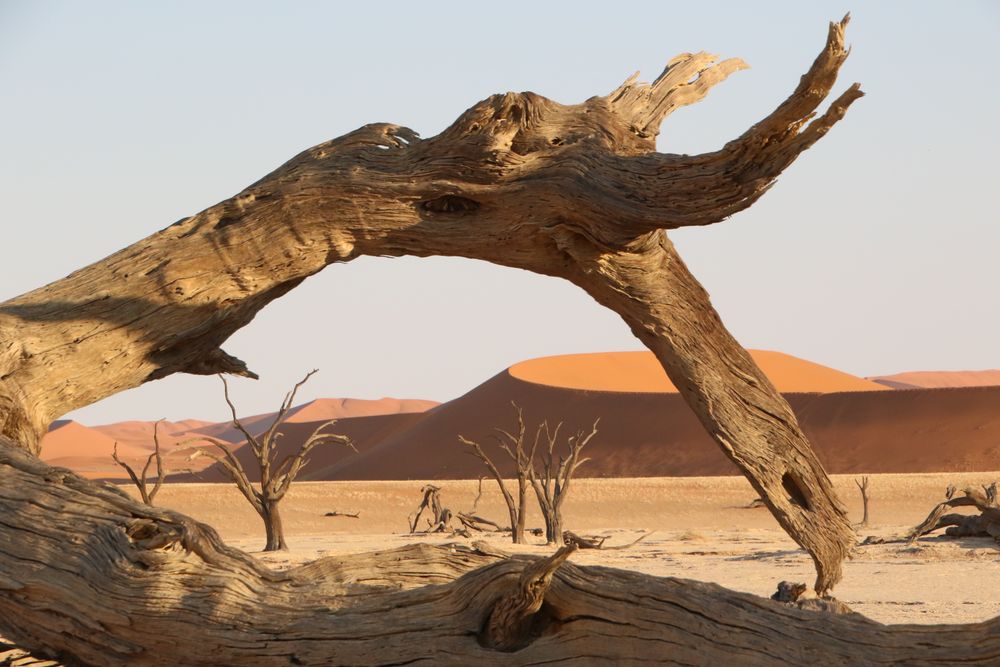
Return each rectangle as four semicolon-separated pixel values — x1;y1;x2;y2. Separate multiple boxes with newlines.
284;397;439;423
185;397;439;444
41;421;148;461
870;370;1000;390
308;372;1000;481
173;412;428;484
43;352;1000;483
40;420;165;480
511;350;888;393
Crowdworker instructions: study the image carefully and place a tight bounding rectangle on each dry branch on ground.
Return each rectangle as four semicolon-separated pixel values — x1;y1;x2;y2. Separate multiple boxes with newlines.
908;482;1000;543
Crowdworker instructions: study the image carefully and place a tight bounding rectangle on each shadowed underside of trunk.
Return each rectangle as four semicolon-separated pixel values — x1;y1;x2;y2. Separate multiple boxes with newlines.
2;15;982;665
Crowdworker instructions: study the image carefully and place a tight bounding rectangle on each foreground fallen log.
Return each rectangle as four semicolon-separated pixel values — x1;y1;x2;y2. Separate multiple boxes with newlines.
0;16;860;594
3;442;1000;666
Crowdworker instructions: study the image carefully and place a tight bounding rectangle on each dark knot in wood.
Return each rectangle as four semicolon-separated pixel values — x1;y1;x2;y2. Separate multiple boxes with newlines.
480;544;576;652
420;195;481;214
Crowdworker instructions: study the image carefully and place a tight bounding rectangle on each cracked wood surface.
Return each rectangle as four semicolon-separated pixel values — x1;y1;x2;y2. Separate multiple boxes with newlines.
3;442;1000;665
0;17;860;593
0;15;930;663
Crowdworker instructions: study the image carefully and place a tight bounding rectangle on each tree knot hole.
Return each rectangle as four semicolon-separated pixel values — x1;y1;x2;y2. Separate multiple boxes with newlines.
479;544;575;651
125;518;186;552
782;472;812;512
420;195;481;215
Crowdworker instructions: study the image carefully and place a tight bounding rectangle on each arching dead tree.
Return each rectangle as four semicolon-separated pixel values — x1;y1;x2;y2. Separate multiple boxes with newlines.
0;16;861;593
459;404;534;543
0;17;945;665
190;371;356;551
408;484;452;533
855;476;871;528
908;482;1000;543
529;419;598;544
111;420;167;506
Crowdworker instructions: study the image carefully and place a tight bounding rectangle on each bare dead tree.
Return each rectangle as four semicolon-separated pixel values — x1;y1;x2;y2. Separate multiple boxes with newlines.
908;482;1000;543
528;419;598;544
190;370;355;551
459;404;535;544
408;484;453;533
855;476;871;528
110;419;167;506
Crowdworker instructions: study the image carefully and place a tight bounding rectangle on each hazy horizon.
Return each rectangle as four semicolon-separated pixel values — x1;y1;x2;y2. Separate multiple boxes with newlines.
3;2;998;424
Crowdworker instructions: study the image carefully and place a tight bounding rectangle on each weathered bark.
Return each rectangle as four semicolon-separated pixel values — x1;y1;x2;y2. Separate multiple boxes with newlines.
262;500;286;552
5;442;1000;666
0;17;860;592
0;16;888;660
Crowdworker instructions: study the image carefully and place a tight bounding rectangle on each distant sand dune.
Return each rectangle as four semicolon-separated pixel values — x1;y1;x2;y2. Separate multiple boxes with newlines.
870;370;1000;390
511;350;889;394
38;351;1000;482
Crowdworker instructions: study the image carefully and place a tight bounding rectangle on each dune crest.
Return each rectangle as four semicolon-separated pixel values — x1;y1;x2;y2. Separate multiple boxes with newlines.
870;370;1000;390
510;350;888;394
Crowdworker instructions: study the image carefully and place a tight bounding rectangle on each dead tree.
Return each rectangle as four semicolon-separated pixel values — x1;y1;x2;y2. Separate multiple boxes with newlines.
855;476;871;528
110;420;167;506
529;419;598;544
0;16;861;593
562;530;653;550
455;477;504;534
459;404;534;544
408;484;453;533
7;18;974;665
908;482;1000;542
190;371;355;551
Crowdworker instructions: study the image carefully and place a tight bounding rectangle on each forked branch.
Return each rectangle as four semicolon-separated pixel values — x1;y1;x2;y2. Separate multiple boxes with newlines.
110;420;167;506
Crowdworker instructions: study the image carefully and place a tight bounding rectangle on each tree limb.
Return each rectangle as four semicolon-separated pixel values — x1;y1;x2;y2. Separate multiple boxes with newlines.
1;17;861;591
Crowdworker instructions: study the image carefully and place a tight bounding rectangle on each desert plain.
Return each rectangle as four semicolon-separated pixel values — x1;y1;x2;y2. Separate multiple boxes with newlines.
138;473;1000;626
5;351;1000;665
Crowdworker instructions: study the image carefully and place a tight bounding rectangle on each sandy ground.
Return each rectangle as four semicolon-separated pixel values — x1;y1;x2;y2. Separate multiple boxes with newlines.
127;472;1000;626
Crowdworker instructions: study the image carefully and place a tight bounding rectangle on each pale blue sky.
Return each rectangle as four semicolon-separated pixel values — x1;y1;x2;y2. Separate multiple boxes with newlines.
2;2;998;424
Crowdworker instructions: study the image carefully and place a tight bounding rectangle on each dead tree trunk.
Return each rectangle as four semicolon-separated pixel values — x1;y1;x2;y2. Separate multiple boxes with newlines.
111;420;167;506
408;484;453;533
0;18;860;591
855;476;870;528
3;441;1000;666
529;419;598;544
908;483;1000;542
189;371;355;551
262;499;286;551
459;404;535;544
0;16;897;662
